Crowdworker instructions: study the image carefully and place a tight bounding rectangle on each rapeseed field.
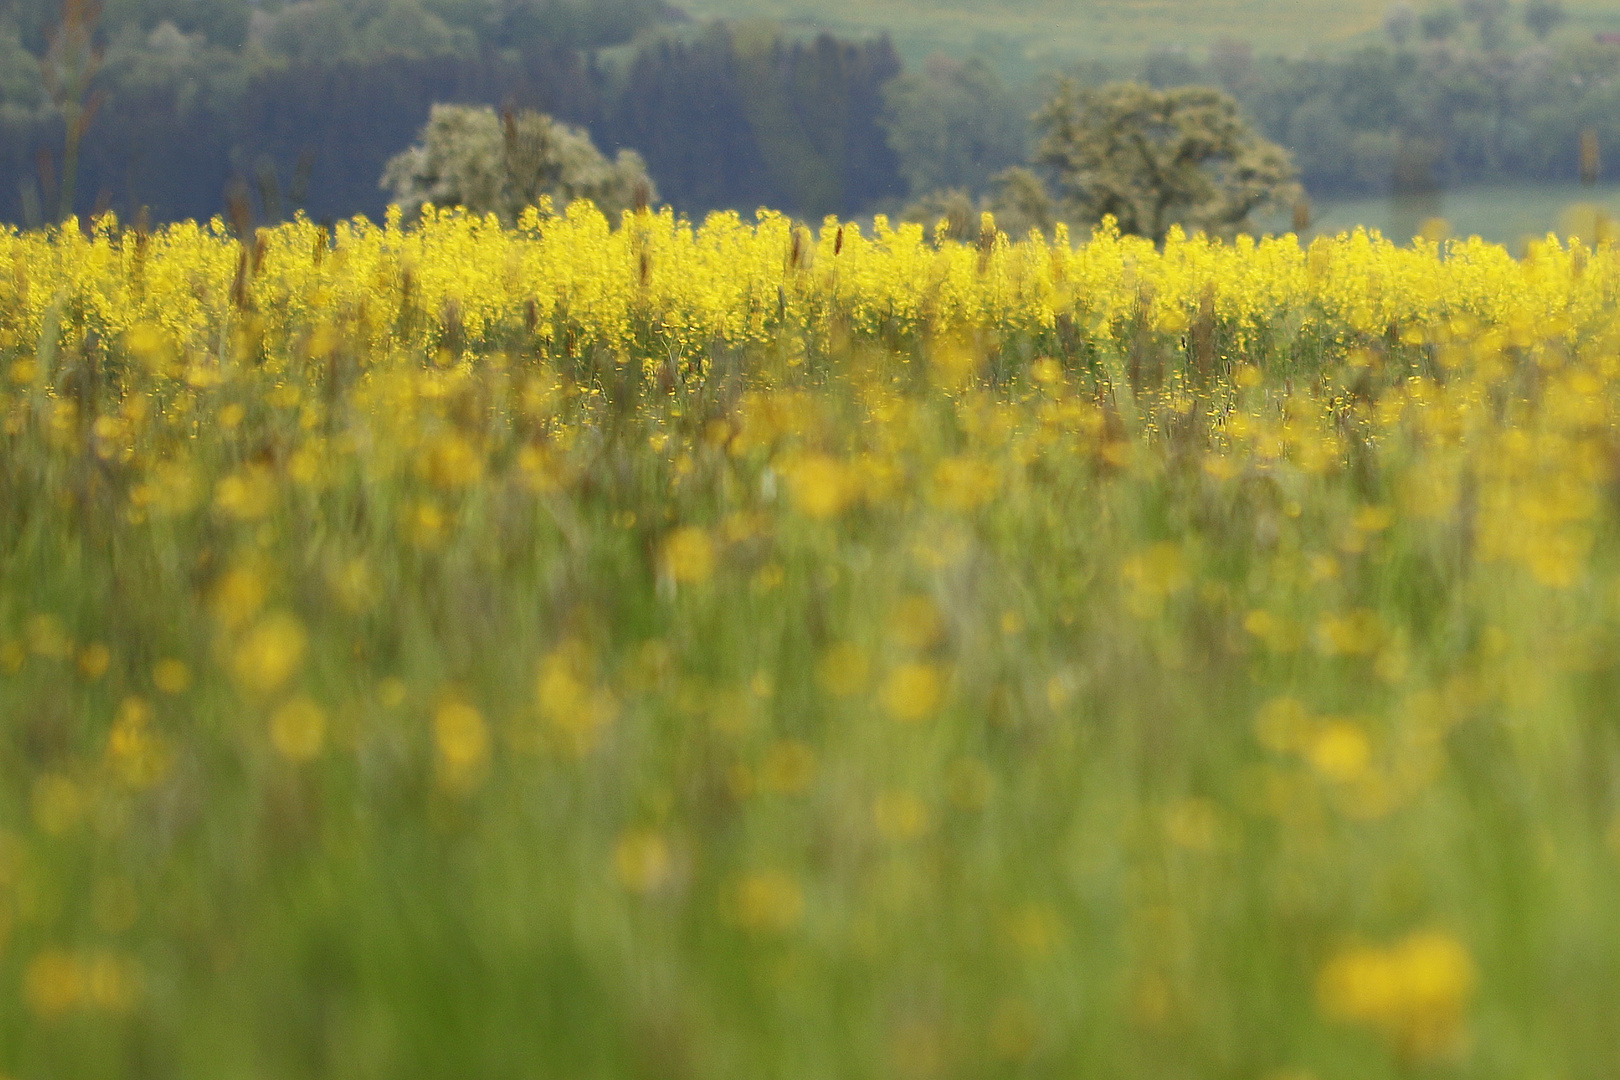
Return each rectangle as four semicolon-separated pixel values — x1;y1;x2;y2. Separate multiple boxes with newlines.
1;203;1617;1078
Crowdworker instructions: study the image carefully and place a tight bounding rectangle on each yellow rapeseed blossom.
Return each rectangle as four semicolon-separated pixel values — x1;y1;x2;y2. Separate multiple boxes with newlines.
215;466;278;520
733;871;804;933
1308;721;1373;783
661;526;717;584
77;643;112;680
152;658;192;694
210;567;269;629
434;701;491;790
816;642;871;697
537;641;618;754
32;774;85;836
25;950;141;1017
230;613;308;695
785;453;856;519
880;662;944;722
270;696;327;762
614;830;674;893
3;203;1619;1072
1318;931;1477;1060
887;595;944;651
107;697;169;789
872;790;931;841
758;740;817;795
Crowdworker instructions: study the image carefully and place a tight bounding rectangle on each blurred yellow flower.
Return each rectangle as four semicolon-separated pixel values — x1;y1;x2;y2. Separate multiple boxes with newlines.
210;567;268;629
662;526;716;584
881;662;944;722
930;456;997;513
231;613;308;695
872;790;930;841
758;740;817;795
537;641;618;754
733;871;804;933
434;701;491;790
32;774;85;836
25;950;140;1018
1004;903;1064;959
107;697;169;789
816;642;870;697
1308;721;1373;783
1255;697;1313;754
215;466;278;520
422;432;485;489
27;614;71;659
1316;609;1383;656
785;454;855;519
152;658;192;694
1318;931;1477;1060
888;595;944;651
1121;543;1190;616
614;829;673;893
270;696;327;762
123;323;174;372
77;642;112;680
1164;797;1225;852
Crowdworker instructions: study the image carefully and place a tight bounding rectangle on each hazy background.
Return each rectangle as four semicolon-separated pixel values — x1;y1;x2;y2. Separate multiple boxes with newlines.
6;0;1620;245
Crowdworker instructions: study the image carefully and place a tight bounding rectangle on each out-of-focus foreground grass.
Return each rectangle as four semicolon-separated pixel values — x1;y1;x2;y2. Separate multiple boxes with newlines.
1;205;1618;1079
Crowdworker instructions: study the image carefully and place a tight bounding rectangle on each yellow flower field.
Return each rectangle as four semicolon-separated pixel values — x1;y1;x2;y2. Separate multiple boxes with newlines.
1;203;1618;1077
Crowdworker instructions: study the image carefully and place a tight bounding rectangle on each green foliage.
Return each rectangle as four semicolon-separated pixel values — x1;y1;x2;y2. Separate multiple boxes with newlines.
899;167;1057;242
0;21;44;113
1385;4;1419;47
1420;5;1462;41
381;103;655;223
249;0;477;65
880;54;1029;199
1110;39;1620;196
1032;80;1301;243
105;0;251;47
1524;0;1567;40
0;4;908;226
1460;0;1510;49
610;24;905;219
0;0;675;59
473;0;681;51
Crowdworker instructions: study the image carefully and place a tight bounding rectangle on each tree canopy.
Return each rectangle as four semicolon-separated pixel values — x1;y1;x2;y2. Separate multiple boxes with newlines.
1033;80;1301;243
879;55;1029;200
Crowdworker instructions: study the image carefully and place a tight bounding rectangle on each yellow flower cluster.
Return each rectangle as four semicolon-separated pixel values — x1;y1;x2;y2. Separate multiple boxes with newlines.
1;205;1618;1075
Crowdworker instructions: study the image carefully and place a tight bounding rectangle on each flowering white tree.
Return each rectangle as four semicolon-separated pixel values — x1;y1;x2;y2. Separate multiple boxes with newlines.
382;103;655;224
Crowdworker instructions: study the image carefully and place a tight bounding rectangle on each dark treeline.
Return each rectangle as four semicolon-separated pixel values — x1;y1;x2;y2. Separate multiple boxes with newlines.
0;1;902;225
615;25;903;219
0;0;682;55
7;0;1620;228
2;46;606;225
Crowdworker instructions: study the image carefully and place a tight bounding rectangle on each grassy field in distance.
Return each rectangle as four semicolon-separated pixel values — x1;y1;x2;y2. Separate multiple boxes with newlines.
679;0;1620;62
1302;184;1620;252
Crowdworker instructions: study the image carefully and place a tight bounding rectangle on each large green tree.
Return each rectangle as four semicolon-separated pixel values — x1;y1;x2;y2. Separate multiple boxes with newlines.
1033;80;1301;243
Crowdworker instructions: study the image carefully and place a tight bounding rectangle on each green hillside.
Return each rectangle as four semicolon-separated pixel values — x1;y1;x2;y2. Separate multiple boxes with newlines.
681;0;1620;63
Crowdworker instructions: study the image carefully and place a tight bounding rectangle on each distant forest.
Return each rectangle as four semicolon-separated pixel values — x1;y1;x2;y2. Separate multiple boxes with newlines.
3;0;1620;227
0;0;905;224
